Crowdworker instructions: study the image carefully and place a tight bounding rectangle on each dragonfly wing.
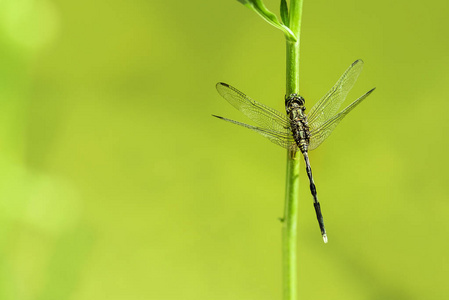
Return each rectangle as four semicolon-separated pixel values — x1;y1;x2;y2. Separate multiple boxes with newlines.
307;60;364;129
216;82;290;133
213;115;296;150
308;88;375;151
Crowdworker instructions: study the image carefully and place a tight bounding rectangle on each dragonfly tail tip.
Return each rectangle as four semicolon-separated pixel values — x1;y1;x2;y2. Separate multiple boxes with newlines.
323;234;328;244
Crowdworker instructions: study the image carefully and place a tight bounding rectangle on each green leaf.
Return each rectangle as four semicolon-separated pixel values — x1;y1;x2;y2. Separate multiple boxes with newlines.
280;0;289;26
237;0;297;42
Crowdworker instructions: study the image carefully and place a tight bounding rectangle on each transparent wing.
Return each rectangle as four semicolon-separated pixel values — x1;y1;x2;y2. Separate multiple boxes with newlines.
308;60;364;130
212;115;296;150
216;82;290;133
308;88;375;151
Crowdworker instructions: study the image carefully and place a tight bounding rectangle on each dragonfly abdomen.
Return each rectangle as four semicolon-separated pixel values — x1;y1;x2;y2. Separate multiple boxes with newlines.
303;151;328;242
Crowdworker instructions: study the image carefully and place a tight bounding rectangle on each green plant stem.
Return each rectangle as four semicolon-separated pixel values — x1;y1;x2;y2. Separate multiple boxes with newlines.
282;0;303;300
282;149;300;300
285;1;302;96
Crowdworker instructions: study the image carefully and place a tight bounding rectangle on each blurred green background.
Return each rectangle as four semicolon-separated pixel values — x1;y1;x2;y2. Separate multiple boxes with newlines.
0;0;448;299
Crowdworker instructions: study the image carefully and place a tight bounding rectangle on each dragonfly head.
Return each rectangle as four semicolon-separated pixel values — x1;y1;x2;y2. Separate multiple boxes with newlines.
285;93;306;113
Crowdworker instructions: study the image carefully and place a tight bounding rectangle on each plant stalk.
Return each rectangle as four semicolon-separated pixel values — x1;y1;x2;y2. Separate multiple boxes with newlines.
282;0;303;300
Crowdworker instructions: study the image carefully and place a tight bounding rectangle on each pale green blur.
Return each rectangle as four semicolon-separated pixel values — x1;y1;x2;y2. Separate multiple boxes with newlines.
0;0;448;299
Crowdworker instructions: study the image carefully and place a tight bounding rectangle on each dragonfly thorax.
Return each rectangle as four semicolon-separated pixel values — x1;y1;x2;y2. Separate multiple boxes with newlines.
285;93;310;153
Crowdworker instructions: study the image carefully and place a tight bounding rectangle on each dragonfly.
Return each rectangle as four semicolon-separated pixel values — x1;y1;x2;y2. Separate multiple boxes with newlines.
213;59;375;243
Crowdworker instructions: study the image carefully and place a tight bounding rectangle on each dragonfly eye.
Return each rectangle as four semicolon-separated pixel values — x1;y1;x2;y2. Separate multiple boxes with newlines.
285;94;305;106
